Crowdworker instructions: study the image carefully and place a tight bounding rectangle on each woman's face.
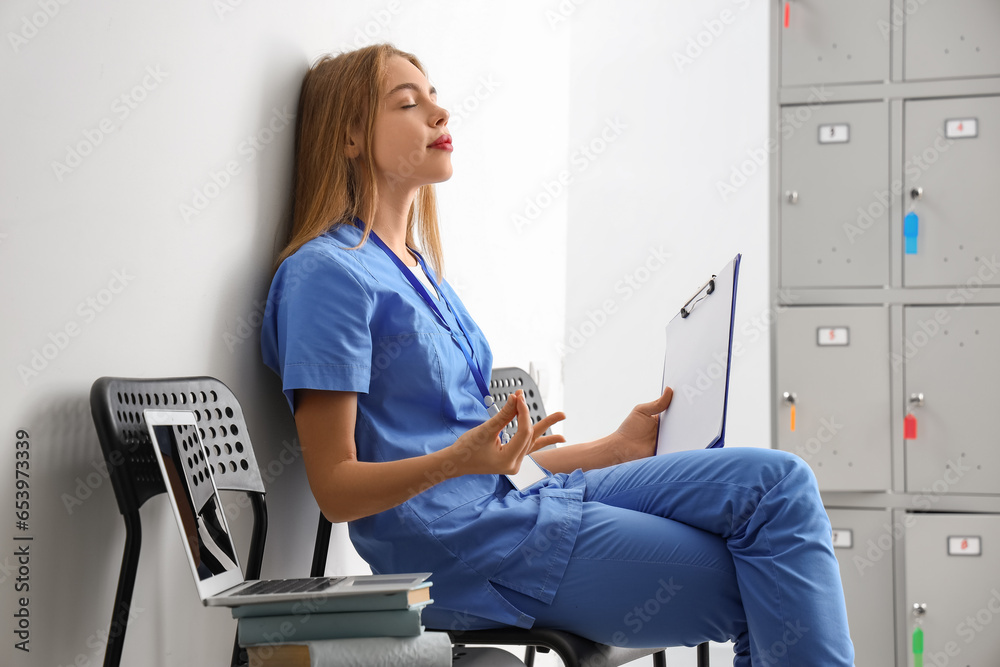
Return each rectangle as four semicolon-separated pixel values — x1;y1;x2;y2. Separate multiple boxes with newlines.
368;55;452;191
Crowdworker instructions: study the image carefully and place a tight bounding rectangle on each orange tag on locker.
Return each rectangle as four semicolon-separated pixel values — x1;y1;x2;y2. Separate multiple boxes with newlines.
904;413;917;440
790;404;796;432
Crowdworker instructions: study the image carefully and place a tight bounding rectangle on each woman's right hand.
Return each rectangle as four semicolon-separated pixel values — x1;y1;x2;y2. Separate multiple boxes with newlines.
449;389;538;476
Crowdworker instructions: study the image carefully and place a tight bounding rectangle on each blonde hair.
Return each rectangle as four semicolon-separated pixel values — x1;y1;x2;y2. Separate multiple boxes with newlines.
275;43;445;278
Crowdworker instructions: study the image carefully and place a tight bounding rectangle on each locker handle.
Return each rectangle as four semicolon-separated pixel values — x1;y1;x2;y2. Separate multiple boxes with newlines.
782;392;796;432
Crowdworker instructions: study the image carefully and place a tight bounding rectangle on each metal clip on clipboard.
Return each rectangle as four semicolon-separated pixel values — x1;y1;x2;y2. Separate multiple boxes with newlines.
680;275;717;318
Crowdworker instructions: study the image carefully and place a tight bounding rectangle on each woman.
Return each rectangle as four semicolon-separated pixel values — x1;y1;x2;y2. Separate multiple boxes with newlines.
261;43;854;666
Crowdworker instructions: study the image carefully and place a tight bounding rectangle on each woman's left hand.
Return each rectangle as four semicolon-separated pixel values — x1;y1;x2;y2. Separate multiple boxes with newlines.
608;386;674;464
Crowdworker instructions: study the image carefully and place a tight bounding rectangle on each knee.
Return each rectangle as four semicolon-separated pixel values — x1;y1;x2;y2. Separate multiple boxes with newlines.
742;448;819;494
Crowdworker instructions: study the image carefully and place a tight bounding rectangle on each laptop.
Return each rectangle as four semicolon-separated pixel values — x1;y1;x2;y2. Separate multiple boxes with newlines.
142;408;430;608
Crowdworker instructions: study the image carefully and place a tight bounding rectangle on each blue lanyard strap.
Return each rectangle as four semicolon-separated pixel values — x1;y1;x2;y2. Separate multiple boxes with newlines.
362;224;500;419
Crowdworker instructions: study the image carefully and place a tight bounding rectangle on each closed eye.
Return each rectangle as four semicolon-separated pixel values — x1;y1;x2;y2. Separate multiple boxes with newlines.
402;104;417;109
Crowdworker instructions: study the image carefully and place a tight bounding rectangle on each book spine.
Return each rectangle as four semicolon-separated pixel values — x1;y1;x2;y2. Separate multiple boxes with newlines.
247;632;452;667
232;593;429;619
238;608;423;646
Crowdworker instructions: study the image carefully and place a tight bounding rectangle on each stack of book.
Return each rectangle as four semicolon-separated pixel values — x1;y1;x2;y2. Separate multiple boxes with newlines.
236;580;451;667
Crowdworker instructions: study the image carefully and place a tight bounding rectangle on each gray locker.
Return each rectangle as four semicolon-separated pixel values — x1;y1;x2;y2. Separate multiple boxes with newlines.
903;96;1000;287
904;513;1000;666
826;508;896;667
780;102;890;288
904;0;1000;81
776;306;891;490
903;306;1000;495
779;0;890;87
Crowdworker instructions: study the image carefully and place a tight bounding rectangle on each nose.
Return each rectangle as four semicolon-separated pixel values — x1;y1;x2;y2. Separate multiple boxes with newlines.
432;102;449;127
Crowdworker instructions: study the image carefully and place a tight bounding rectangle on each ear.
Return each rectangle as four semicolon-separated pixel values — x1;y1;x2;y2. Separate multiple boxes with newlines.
344;128;363;159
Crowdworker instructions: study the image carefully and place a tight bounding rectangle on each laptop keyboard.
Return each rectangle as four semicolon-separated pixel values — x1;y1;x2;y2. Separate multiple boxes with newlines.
230;576;346;597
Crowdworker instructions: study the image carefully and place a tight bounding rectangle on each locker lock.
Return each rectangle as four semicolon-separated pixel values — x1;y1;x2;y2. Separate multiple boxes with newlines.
784;190;798;204
909;393;925;409
912;602;927;618
782;392;796;404
910;186;924;201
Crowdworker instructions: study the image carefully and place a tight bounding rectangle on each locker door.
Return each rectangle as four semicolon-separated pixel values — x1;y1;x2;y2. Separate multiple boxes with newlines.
779;0;890;86
904;0;1000;81
826;508;896;667
903;306;1000;495
904;513;1000;666
902;96;1000;287
776;306;891;490
780;102;890;288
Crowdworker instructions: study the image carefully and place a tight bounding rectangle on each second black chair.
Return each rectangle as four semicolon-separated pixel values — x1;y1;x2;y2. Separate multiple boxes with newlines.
310;367;710;667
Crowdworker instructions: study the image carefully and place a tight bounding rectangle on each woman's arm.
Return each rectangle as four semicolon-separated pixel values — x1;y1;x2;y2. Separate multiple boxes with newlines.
531;386;674;473
295;387;538;523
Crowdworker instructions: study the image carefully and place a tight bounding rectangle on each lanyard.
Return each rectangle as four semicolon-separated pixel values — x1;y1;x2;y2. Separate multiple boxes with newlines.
359;220;506;434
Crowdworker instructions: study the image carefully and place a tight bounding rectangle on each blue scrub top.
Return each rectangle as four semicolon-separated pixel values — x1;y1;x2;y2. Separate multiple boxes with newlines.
260;222;585;629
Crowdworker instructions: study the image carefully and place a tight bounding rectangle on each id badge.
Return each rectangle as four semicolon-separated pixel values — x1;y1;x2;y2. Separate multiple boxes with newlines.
505;455;549;491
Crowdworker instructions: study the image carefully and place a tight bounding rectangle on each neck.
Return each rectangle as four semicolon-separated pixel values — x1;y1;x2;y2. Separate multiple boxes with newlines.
370;179;419;267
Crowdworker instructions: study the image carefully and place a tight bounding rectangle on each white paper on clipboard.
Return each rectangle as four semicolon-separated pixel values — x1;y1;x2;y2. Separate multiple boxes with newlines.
655;254;741;455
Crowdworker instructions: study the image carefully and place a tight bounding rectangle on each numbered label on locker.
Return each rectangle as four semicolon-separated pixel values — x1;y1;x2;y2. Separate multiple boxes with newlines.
903;96;1000;287
780;101;889;288
776;306;890;491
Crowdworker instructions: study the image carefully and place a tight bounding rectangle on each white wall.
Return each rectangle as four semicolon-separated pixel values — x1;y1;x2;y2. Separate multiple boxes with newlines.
0;1;770;666
562;1;771;664
0;2;567;665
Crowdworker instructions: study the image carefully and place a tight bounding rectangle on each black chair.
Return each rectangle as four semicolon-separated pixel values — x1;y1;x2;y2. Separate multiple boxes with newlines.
311;367;711;667
90;376;268;667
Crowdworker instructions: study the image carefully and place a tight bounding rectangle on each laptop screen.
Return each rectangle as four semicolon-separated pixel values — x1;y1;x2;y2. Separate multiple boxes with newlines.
144;409;246;600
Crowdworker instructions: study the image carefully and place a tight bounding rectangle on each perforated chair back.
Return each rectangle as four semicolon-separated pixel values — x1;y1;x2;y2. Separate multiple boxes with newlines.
489;366;551;440
90;376;267;667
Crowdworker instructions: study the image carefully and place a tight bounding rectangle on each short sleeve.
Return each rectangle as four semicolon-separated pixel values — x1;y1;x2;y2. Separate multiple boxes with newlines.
260;243;374;413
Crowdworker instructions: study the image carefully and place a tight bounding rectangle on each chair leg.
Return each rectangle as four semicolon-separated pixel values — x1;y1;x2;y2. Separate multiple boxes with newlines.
310;513;332;578
652;649;666;667
697;641;710;666
523;645;535;667
103;513;142;667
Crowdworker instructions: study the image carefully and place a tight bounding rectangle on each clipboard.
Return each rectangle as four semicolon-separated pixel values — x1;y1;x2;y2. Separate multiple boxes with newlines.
655;253;741;455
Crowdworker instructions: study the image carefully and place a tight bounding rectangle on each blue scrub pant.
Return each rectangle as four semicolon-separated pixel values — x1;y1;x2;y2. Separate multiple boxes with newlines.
487;447;855;666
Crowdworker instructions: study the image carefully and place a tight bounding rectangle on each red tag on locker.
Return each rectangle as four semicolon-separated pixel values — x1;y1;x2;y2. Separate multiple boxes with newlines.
784;2;790;28
904;413;917;440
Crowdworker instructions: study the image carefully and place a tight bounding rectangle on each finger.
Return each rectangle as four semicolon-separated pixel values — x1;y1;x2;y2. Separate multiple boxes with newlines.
508;392;535;459
635;386;674;416
485;390;521;428
533;411;565;435
531;434;565;451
